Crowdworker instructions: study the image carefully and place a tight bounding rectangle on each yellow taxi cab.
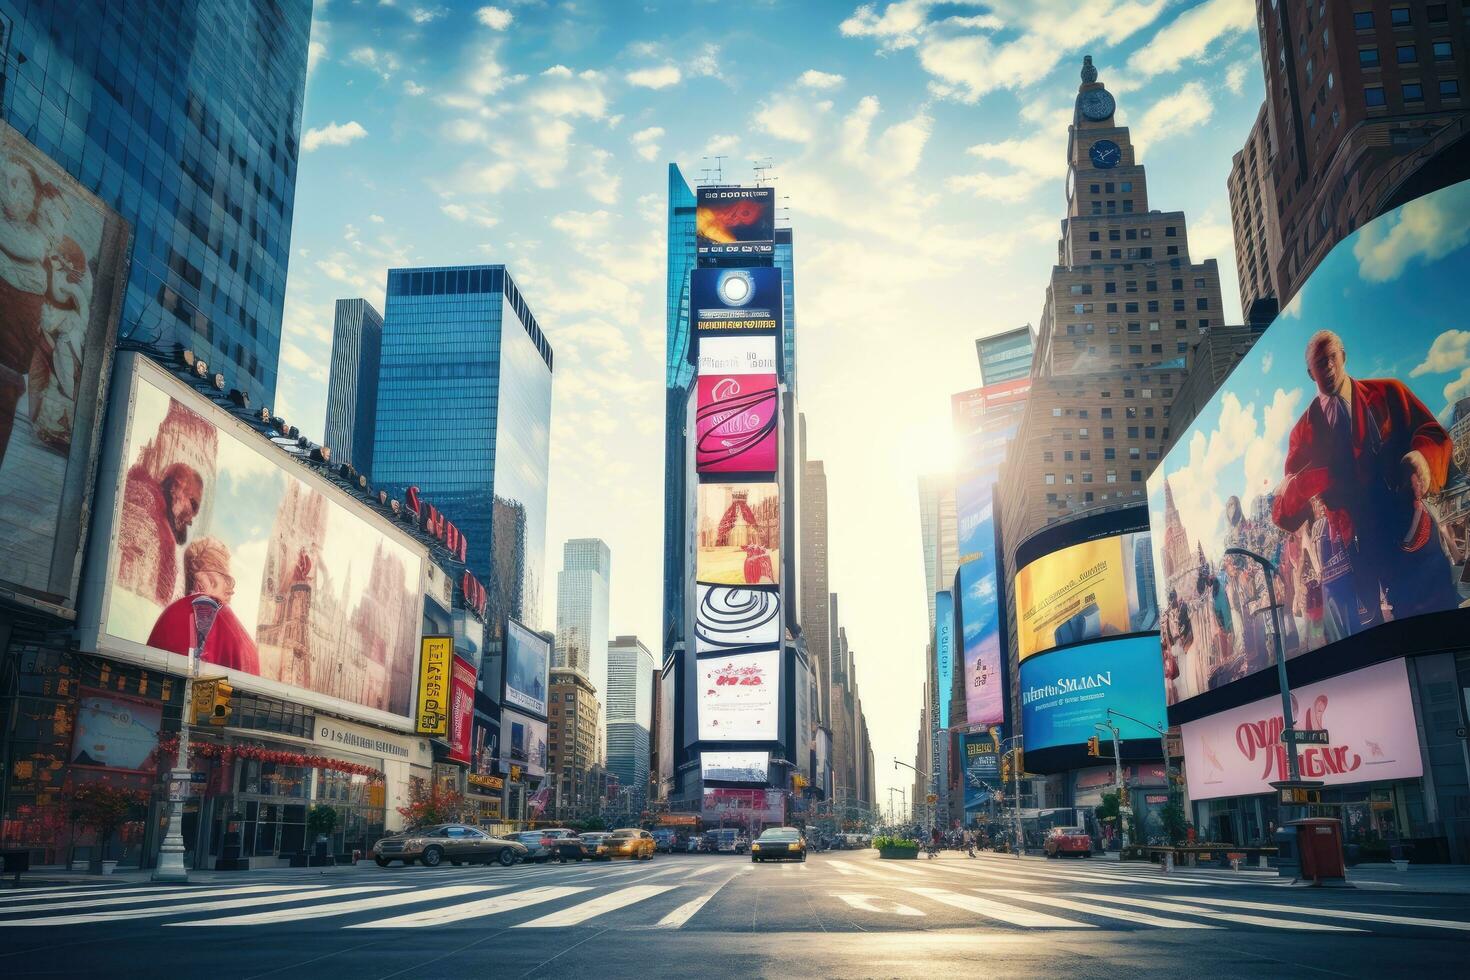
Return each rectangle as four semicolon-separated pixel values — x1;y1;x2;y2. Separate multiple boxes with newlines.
595;828;656;860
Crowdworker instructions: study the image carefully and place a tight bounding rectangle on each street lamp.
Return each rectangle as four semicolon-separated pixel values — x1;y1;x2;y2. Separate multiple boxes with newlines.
1094;722;1128;851
153;595;221;883
892;758;932;834
998;735;1024;860
1222;547;1304;787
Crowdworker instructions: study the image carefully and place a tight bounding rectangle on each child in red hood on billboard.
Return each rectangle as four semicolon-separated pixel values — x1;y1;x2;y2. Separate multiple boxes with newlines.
147;536;260;673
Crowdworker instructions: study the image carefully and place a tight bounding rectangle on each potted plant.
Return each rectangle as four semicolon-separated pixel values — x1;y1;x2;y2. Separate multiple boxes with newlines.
307;804;338;867
69;784;143;874
873;835;920;860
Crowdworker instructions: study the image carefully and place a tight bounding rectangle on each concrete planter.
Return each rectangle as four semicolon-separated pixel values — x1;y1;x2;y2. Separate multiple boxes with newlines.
878;847;918;860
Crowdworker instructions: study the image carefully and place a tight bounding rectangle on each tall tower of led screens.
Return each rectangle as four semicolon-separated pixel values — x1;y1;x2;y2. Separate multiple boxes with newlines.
686;186;785;821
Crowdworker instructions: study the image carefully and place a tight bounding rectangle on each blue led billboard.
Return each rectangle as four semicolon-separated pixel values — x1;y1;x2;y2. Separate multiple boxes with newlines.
935;590;954;730
1018;635;1167;753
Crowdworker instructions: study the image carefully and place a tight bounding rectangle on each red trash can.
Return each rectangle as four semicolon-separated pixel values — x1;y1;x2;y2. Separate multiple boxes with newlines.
1288;818;1347;885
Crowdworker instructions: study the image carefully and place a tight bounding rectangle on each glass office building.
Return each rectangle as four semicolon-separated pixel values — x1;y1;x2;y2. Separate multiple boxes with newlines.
324;298;384;474
775;227;797;395
373;265;553;648
606;635;654;803
554;538;611;696
0;0;311;406
660;164;697;662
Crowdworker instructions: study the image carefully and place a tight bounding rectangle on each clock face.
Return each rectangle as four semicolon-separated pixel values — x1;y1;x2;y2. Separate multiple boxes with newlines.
1078;89;1116;122
1089;139;1122;170
1066;165;1075;200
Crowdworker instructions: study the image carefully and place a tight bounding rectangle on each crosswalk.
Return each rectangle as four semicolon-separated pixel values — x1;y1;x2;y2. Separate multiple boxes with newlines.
1;856;1466;938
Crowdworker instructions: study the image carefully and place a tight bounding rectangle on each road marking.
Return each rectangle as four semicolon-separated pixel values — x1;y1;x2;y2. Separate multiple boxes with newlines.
905;887;1094;928
0;883;319;914
1169;894;1470;932
833;893;925;917
830;864;856;876
682;864;724;879
933;861;1207;889
1062;892;1365;932
514;884;676;928
0;885;397;927
859;860;930;877
166;884;503;927
0;884;160;904
655;892;716;928
986;890;1219;929
827;861;886;878
347;885;588;928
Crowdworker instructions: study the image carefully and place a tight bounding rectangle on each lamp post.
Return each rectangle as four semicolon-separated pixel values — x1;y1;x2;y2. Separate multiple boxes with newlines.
153;596;221;883
892;758;931;834
1094;722;1128;851
999;735;1024;860
1223;547;1303;786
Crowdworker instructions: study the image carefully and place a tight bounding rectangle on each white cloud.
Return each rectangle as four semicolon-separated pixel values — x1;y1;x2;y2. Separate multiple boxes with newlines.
1133;81;1214;159
302;120;368;152
705;134;740;156
349;46;400;80
689;43;722;79
1443;366;1470;412
409;5;446;24
476;5;513;30
627;65;682;89
1224;56;1255;95
838;96;932;180
369;214;385;223
631;126;664;162
526;70;609;119
1353;182;1470;282
441;202;499;227
799;69;846;90
580;148;621;205
307;40;327;78
403;79;427;96
755;95;831;143
947;110;1068;202
1128;0;1255;78
839;0;937;49
1411;329;1470;377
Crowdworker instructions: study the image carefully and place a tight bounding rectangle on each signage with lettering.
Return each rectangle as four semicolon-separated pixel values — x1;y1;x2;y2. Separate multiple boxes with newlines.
415;636;453;736
315;718;413;761
467;772;504;792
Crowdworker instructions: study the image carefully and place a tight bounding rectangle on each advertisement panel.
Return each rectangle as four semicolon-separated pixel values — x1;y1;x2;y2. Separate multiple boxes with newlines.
0;121;129;610
697;335;777;376
97;360;425;722
416;636;452;736
504;618;549;718
960;730;1001;816
697;483;779;585
697;649;779;741
958;550;1005;729
448;654;476;764
70;692;162;771
701;751;769;783
1181;658;1422;801
694;583;780;654
695;372;778;474
935;590;954;730
470;717;500;791
1015;531;1158;660
952;380;1028;563
696;186;775;260
1018;635;1168;752
1149;180;1470;707
701;788;784;824
454;607;485;662
691;267;783;333
658;664;676;790
502;707;548;779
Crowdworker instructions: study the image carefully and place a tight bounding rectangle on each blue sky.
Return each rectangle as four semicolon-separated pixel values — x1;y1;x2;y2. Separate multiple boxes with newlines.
281;0;1270;803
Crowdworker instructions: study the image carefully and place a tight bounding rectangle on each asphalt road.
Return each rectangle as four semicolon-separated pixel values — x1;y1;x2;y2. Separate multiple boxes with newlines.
2;850;1467;978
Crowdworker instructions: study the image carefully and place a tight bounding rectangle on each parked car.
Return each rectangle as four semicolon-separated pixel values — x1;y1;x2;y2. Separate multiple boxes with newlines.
539;829;595;862
686;836;704;853
651;829;678;853
1044;826;1093;858
751;827;806;863
373;825;527;868
580;832;612;855
511;830;558;863
703;829;747;854
595;828;656;860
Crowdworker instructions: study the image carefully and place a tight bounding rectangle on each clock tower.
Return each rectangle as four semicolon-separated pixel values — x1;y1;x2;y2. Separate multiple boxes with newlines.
1066;55;1146;223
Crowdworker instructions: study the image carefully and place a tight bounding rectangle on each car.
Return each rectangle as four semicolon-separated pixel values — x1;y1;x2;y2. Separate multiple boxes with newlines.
651;829;678;853
373;825;527;868
685;836;703;853
511;830;559;863
538;829;595;862
751;827;806;863
595;828;656;860
580;832;612;854
1044;826;1093;858
703;829;746;854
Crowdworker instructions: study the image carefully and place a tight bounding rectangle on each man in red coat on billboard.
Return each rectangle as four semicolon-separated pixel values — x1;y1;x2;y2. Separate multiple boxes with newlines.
1271;330;1456;628
147;536;260;674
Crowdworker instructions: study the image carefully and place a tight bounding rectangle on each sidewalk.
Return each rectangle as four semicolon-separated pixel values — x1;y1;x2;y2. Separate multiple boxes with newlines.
1;862;381;889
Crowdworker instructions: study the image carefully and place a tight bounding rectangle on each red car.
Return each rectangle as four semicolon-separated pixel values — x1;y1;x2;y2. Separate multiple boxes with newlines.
1044;826;1092;858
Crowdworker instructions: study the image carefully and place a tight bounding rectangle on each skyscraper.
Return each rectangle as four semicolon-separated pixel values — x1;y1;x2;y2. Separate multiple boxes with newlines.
976;327;1034;386
661;164;698;663
775;227;798;394
555;538;611;697
606;635;654;807
0;0;312;406
373;265;553;634
324;299;384;474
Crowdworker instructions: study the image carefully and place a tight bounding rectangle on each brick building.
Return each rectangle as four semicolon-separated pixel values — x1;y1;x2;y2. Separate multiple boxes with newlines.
548;668;602;821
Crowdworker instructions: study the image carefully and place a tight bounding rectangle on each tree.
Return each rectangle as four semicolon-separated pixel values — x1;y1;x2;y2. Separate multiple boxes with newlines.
307;804;339;841
69;783;145;872
396;777;465;829
1161;798;1188;845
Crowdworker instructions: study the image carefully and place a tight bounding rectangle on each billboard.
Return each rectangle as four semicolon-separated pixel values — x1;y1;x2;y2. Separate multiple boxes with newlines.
957;558;1005;728
658;664;676;790
935;590;954;730
691;267;783;333
697;483;779;585
0;121;129;609
701;750;769;783
694;583;780;654
94;357;426;723
960;730;1001;816
416;636;453;736
697;649;779;741
1181;658;1422;801
1018;635;1168;753
696;186;775;260
952;380;1028;563
502;707;548;779
695;372;778;474
1148;178;1470;707
71;691;162;772
697;335;778;376
504;618;549;718
447;654;476;764
1015;531;1158;661
701;788;784;824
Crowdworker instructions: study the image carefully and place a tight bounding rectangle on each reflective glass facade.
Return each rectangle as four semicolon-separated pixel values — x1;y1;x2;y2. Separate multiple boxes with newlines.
374;266;553;648
0;0;311;406
606;636;653;798
324;298;383;474
977;327;1035;386
775;227;796;394
661;164;697;661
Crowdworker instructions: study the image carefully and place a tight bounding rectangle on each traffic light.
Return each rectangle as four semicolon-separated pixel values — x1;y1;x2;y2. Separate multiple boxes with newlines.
1087;735;1101;758
196;679;233;726
1000;752;1013;783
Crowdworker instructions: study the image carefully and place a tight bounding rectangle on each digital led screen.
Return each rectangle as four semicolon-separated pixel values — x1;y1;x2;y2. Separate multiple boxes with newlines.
504;618;549;717
935;590;954;730
695;372;778;474
694;583;780;654
696;186;775;260
697;649;779;741
502;707;548;779
1149;179;1470;707
691;266;783;334
71;692;162;772
697;335;777;376
701;751;769;783
960;729;1001;817
1014;531;1158;661
958;553;1005;729
1018;635;1167;753
697;483;779;585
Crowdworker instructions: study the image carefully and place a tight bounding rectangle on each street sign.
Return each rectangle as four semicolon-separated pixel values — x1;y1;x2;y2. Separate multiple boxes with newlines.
189;772;208;784
1282;729;1330;745
1279;788;1322;805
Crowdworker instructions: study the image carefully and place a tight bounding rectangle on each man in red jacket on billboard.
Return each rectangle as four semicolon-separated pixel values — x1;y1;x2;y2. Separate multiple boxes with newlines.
1271;330;1457;628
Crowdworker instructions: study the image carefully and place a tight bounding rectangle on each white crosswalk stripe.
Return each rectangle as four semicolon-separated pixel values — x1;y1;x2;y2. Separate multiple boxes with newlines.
1163;893;1470;933
0;883;319;914
0;885;398;927
514;885;676;928
904;887;1094;928
0;883;221;904
346;885;588;928
166;884;502;927
682;864;724;879
1062;892;1364;932
655;892;716;928
833;892;925;917
985;889;1219;929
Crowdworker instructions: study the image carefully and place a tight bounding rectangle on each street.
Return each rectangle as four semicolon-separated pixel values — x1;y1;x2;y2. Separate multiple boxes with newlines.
3;851;1468;978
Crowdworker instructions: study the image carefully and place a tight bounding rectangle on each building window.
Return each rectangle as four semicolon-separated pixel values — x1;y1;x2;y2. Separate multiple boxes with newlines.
1089;231;1100;241
1359;47;1380;67
1433;41;1453;61
1102;427;1114;439
1196;297;1209;310
1390;7;1410;27
1353;11;1373;30
1131;470;1144;482
1427;5;1448;23
1064;474;1074;485
1164;226;1177;237
1046;493;1058;503
1441;79;1461;99
1396;44;1417;64
1403;82;1424;102
1106;470;1118;483
1044;473;1056;485
1091;250;1103;260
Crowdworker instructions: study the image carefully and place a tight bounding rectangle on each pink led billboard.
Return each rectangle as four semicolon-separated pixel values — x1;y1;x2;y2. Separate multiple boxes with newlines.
695;373;777;473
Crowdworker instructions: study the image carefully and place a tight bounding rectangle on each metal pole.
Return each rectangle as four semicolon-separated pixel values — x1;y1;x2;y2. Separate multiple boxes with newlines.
1225;548;1301;784
1111;724;1128;851
1011;747;1021;860
154;596;219;883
